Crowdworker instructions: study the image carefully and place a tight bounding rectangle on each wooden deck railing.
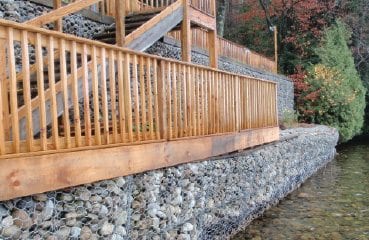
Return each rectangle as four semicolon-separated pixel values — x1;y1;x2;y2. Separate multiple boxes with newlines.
0;19;277;157
167;29;277;73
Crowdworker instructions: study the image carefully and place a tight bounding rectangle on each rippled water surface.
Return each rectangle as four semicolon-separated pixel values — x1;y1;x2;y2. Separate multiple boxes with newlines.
232;140;369;240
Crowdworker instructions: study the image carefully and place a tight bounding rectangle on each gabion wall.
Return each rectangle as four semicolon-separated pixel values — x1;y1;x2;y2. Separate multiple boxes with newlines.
0;126;338;239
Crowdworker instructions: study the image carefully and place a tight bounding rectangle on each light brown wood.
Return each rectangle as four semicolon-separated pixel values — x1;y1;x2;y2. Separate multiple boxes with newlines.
53;0;63;32
82;44;92;146
189;6;216;30
71;41;82;147
91;46;101;145
100;47;110;144
124;53;134;142
0;127;279;201
115;0;125;47
109;50;118;143
48;36;60;150
132;55;141;142
60;39;71;148
157;60;167;140
181;0;191;62
26;0;102;27
117;52;126;142
35;33;47;151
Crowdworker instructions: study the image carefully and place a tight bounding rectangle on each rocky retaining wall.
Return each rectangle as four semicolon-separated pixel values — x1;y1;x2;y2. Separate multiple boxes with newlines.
146;40;294;119
0;125;339;240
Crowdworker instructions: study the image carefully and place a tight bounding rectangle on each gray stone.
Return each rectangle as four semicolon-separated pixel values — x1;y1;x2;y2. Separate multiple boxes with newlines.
42;200;54;221
100;222;114;236
0;205;8;218
2;225;21;238
55;227;71;240
115;211;128;225
32;194;48;202
70;227;81;238
1;215;12;228
115;226;127;236
80;226;93;240
182;223;194;232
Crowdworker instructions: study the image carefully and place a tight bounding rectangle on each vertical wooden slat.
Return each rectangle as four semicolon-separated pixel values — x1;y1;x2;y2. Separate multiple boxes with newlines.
157;60;167;140
60;39;71;148
172;63;178;138
109;49;118;143
146;57;154;140
115;0;125;46
35;33;47;151
21;30;34;151
71;41;82;147
124;53;133;142
7;28;19;153
167;62;172;139
100;48;110;144
139;56;147;140
47;36;60;150
132;55;141;142
117;52;126;142
82;44;92;146
178;64;183;138
0;39;9;142
153;59;161;140
91;46;101;145
183;65;188;137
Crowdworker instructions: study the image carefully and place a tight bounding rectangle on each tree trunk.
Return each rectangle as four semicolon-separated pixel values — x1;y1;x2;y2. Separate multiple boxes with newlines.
216;0;227;37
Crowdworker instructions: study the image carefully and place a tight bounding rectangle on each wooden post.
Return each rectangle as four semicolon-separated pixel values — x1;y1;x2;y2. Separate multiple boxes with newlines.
53;0;62;32
115;0;125;47
181;0;191;62
208;29;218;68
274;26;278;73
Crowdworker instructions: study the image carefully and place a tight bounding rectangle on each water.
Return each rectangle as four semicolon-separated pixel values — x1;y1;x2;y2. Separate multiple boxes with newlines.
232;140;369;240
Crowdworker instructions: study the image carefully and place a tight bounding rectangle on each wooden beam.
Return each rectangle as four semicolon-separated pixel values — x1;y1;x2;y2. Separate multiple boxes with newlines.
26;0;102;27
53;0;62;32
0;127;279;201
181;0;191;62
115;0;125;47
189;6;216;31
208;29;218;68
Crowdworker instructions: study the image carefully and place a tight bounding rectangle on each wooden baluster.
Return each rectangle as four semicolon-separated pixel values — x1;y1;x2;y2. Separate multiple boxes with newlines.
35;33;47;151
153;59;161;140
183;65;188;137
167;62;172;139
91;46;101;145
146;58;154;140
115;0;125;47
157;60;167;140
48;36;60;150
181;0;191;63
172;63;178;138
132;55;141;142
71;41;82;147
60;39;71;148
82;44;92;146
117;52;126;142
177;64;183;138
139;56;147;140
109;49;118;143
0;39;9;143
21;30;34;152
100;48;109;144
124;53;133;142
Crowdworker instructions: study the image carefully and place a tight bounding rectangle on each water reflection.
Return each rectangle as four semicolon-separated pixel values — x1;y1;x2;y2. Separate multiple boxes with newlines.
232;140;369;240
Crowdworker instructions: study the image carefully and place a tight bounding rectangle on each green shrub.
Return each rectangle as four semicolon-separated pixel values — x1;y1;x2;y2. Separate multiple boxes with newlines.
296;21;366;142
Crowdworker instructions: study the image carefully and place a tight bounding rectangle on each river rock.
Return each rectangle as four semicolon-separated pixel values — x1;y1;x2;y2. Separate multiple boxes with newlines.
12;209;33;229
70;227;81;238
42;200;54;221
100;222;114;236
2;225;21;239
182;223;194;232
55;227;71;240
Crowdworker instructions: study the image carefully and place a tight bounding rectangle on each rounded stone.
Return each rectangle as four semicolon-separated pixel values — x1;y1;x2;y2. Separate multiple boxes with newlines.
100;222;114;236
12;209;33;229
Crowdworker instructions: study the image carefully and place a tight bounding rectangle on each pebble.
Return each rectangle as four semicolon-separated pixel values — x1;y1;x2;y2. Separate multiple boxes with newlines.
182;223;194;232
100;222;114;236
12;209;33;229
42;200;54;221
2;225;21;238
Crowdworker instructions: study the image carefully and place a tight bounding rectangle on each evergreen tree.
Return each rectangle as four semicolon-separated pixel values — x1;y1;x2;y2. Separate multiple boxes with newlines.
299;20;366;142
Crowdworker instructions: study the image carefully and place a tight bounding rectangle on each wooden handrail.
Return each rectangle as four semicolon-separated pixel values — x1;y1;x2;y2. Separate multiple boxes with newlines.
0;19;278;157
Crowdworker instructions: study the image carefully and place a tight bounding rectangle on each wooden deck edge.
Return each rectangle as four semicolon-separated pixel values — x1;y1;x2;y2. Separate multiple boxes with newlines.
0;127;279;201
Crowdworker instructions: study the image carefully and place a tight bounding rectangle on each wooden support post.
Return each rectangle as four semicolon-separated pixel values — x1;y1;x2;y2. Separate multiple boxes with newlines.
115;0;125;47
208;29;218;68
53;0;62;32
181;0;191;62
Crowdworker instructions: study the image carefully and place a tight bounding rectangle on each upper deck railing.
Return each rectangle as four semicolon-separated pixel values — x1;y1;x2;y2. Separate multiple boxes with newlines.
0;19;277;157
167;29;277;73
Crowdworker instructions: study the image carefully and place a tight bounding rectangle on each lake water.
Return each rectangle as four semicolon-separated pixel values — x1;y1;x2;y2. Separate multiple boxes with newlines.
232;139;369;240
